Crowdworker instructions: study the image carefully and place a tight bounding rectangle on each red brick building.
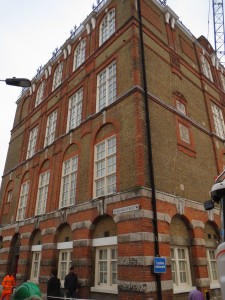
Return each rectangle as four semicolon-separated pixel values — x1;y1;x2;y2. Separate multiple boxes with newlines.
0;0;224;299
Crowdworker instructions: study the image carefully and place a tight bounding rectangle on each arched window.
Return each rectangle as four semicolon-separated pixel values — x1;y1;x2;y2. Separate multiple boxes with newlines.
35;81;45;107
99;9;115;46
59;144;79;208
94;133;117;197
170;215;193;293
200;54;213;81
16;172;30;221
73;39;86;70
52;62;63;91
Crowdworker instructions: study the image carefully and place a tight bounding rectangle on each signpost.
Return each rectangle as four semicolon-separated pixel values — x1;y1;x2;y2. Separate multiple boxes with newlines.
154;257;166;273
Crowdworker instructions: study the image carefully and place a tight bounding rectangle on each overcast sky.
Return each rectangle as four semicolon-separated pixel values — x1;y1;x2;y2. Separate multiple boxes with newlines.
0;0;215;183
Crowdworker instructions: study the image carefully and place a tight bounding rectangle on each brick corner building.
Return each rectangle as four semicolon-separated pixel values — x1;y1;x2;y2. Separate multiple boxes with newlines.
0;0;223;299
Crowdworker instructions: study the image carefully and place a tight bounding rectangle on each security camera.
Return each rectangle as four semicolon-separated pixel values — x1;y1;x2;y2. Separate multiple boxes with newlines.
211;177;225;203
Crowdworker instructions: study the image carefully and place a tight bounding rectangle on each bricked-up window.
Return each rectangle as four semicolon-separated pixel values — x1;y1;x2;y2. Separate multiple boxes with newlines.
58;249;72;287
206;249;218;285
30;251;41;282
16;181;29;221
67;89;83;132
73;39;86;70
211;102;225;139
94;135;116;197
59;155;78;208
52;62;63;91
35;171;50;215
97;61;116;112
44;110;57;147
35;81;45;107
200;54;213;82
27;126;38;159
99;9;115;46
171;246;192;291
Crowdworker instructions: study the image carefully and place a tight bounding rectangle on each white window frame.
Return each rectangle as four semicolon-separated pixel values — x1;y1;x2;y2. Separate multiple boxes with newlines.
96;61;116;112
211;102;225;139
201;54;213;82
35;171;50;216
16;181;29;221
30;248;42;283
44;110;57;147
206;249;219;288
171;246;194;294
59;155;78;208
99;9;115;46
91;237;118;294
67;89;83;132
27;126;38;159
94;135;116;198
57;244;72;288
35;81;45;107
73;39;86;70
52;62;63;91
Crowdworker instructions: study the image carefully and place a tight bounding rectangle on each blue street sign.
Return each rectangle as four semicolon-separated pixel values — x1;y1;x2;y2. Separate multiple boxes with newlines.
154;257;166;273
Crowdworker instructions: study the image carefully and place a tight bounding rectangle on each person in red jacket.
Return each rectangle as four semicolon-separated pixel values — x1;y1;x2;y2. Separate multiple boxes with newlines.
0;271;16;300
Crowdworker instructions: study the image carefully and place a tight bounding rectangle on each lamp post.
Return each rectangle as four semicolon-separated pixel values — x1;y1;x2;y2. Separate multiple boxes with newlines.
0;77;31;88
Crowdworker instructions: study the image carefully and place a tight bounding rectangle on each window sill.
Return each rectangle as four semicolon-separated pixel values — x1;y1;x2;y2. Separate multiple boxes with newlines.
173;286;196;294
210;282;220;289
91;286;118;294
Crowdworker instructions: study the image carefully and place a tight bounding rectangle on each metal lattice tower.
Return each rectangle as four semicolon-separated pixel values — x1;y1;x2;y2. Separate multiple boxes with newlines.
212;0;225;65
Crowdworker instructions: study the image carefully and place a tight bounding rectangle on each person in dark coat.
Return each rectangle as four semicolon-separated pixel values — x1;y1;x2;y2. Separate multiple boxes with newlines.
64;267;79;298
47;269;61;300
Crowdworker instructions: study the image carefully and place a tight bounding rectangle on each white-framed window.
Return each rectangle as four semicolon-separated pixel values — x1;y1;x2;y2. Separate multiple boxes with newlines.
60;155;78;208
58;249;72;287
207;249;219;286
97;61;116;112
67;89;83;132
35;171;50;216
73;39;86;70
16;181;29;221
30;250;41;282
171;246;193;293
44;110;57;147
200;54;213;82
52;62;63;91
99;9;115;46
35;81;45;107
211;102;225;139
91;236;118;294
27;126;38;159
94;135;116;197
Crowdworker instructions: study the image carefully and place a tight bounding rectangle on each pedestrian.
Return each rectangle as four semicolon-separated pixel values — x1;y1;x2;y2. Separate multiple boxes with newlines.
64;267;79;299
47;269;61;300
0;271;16;300
188;289;205;300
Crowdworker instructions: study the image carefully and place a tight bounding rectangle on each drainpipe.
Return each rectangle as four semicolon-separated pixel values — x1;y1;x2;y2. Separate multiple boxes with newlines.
136;0;162;299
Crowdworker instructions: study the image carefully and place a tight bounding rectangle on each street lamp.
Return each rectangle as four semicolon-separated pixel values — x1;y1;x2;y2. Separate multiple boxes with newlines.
0;77;31;88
